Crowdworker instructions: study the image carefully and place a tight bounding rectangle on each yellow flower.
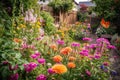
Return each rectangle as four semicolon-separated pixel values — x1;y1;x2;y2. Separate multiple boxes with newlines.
52;64;67;74
36;21;41;26
19;24;26;28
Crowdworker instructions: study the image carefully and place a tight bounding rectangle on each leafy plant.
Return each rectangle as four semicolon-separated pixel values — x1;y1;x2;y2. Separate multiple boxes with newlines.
40;11;56;35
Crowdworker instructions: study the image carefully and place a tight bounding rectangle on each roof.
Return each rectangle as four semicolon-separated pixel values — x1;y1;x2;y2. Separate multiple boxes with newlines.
74;0;95;7
79;1;96;7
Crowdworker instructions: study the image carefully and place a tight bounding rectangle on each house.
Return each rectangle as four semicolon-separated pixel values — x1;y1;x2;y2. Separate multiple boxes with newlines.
74;0;95;9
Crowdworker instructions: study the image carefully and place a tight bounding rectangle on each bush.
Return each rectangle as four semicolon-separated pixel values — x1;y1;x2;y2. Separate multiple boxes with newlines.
40;11;56;35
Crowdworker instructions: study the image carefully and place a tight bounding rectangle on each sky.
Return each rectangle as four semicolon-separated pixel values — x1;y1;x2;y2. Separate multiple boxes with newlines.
75;0;91;3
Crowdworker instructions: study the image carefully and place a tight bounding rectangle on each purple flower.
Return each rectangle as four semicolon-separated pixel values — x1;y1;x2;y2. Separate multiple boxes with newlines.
36;74;47;80
9;73;19;80
100;65;105;70
56;40;64;45
82;37;92;42
107;45;116;49
37;58;46;65
47;68;55;74
71;42;80;47
110;70;117;76
24;62;37;73
80;50;89;56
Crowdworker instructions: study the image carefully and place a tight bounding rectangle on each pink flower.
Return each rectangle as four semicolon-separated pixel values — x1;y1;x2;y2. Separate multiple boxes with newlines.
82;37;92;42
36;74;47;80
21;43;28;49
94;54;101;59
30;51;41;59
103;62;109;66
34;51;41;57
9;73;19;80
23;62;37;73
71;42;80;47
80;50;89;56
30;54;37;59
89;44;97;48
37;58;46;65
9;64;18;71
107;45;116;49
57;39;64;45
47;68;55;74
86;70;91;76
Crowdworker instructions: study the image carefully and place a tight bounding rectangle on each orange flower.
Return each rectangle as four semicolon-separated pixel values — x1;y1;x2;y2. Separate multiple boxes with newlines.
69;56;76;61
101;18;110;28
13;38;22;43
53;55;62;63
67;62;76;68
50;44;57;50
52;64;67;74
60;47;72;55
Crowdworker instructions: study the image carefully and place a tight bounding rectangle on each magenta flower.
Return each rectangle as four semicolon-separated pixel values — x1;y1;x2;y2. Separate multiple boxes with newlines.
56;39;64;45
71;42;80;47
9;64;18;71
24;62;37;73
94;54;101;59
86;70;91;76
82;37;92;42
47;68;55;74
89;44;97;48
30;51;41;59
34;51;41;56
107;45;116;49
37;58;46;65
36;74;47;80
96;38;109;44
30;54;38;59
103;62;109;66
9;73;19;80
80;50;89;56
2;61;9;65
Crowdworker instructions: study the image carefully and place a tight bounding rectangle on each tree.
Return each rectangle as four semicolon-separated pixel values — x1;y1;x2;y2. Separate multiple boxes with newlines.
92;0;120;34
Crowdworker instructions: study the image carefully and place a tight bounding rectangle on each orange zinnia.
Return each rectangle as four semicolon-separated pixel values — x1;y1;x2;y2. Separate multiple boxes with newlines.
13;38;22;43
52;64;67;74
53;55;62;63
100;18;110;28
69;56;76;61
67;62;76;68
60;47;72;55
50;44;57;50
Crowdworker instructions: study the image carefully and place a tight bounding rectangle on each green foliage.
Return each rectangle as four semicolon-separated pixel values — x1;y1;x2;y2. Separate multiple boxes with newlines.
40;11;56;35
48;0;73;14
0;0;38;16
93;0;120;24
77;12;87;22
